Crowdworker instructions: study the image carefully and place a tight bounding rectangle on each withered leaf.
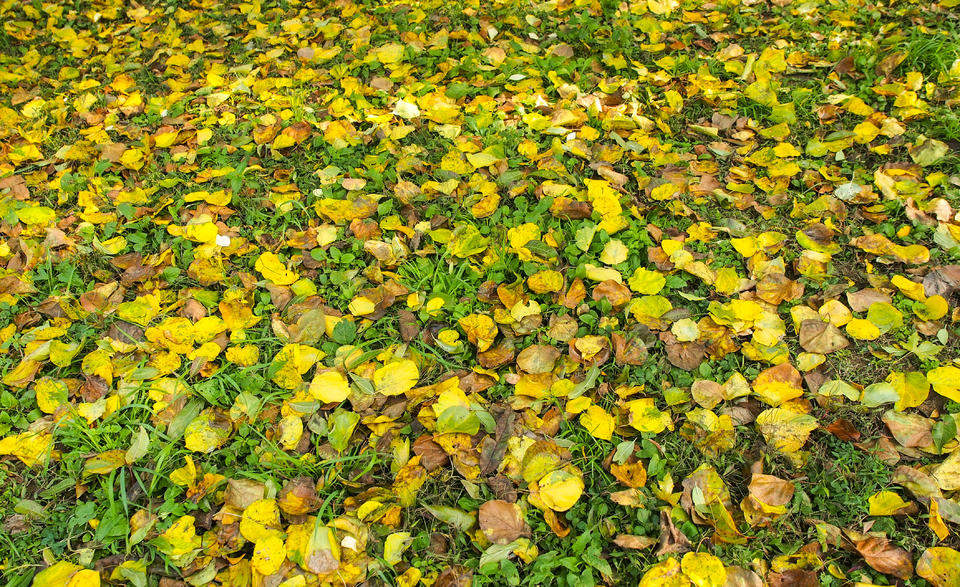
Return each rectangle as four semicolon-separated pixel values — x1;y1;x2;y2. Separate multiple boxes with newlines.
478;500;530;544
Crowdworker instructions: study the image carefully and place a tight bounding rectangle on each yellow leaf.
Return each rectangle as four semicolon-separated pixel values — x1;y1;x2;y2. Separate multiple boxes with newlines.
755;407;817;454
507;222;541;251
647;0;680;15
170;456;197;486
579;405;615;440
584;264;623;283
120;148;145;170
916;296;948;321
853;120;880;143
310;370;351;403
868;491;912;516
271;344;322;389
240;499;283;543
84;449;127;475
466;151;501;170
35;377;68;414
929;499;949;541
918;546;960;586
185;189;232;206
537;467;584;512
32;562;91;587
625;398;672;434
226;345;260;366
681;552;727;587
846;318;881;340
584;178;626;233
458;313;498;352
184;409;232;453
639;557;689;586
255;252;299;286
17;206;56;225
278;414;303;450
370;43;405;64
600;239;629;265
116;294;161;326
889;371;930;412
397;568;423;587
393;99;420;119
0;430;52;467
252;535;287;575
929;366;960;402
628;268;666;295
67;570;100;587
891;275;926;301
383;532;412;566
752;363;803;406
374;359;419;396
934;450;960;491
527;270;564;294
348;295;376;316
155;129;179;148
154;515;201;559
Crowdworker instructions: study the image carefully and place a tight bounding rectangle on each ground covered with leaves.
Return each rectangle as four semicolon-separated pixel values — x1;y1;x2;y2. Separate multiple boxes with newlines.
3;0;960;585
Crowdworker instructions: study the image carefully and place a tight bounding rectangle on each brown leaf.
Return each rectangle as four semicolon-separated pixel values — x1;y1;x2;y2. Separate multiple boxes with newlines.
609;489;644;507
281;121;312;145
768;569;818;587
798;320;849;354
834;55;860;78
516;344;560;374
547;315;578;342
883;411;933;448
595;164;628;188
892;465;942;499
412;435;449;472
923;265;960;298
435;566;472;587
478;344;515;369
876;52;906;76
756;273;805;304
480;406;514;475
656;509;692;555
854;536;914;579
398;309;419;342
548;43;575;58
825;418;861;441
478;499;530;544
610;458;647;488
725;566;764;586
558;278;586;308
846;288;892;312
2;514;29;534
592;280;632;307
749;474;795;508
486;475;518;502
661;332;705;370
277;477;321;515
612;534;657;550
612;330;650;365
306;543;340;574
224;479;266;511
100;142;128;162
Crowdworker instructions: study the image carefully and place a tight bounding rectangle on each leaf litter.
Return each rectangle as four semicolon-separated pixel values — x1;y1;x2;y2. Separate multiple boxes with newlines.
1;0;960;585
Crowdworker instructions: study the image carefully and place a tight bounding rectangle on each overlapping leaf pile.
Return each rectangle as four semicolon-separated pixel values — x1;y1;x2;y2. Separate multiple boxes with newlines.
1;0;960;584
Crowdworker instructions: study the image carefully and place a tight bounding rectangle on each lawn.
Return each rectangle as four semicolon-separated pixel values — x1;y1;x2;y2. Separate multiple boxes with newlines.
1;0;960;585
